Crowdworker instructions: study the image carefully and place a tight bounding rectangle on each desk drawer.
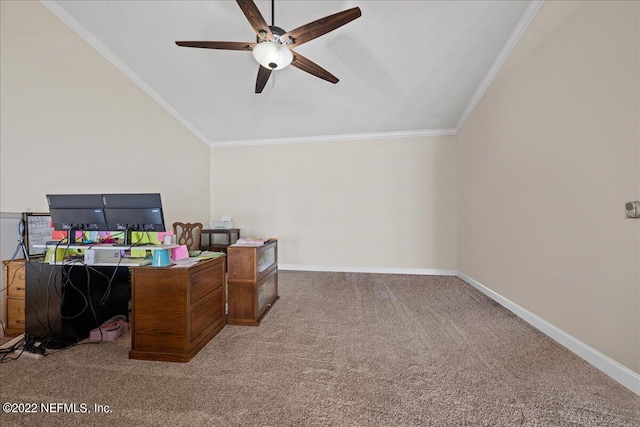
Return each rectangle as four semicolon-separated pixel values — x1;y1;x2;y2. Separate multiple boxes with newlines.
7;297;25;330
5;262;26;298
7;280;26;298
191;292;224;341
190;262;223;302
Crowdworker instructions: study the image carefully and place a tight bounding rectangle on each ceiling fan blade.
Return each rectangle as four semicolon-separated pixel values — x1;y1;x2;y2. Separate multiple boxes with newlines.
236;0;273;41
175;41;256;51
255;66;272;93
291;51;338;84
281;7;361;47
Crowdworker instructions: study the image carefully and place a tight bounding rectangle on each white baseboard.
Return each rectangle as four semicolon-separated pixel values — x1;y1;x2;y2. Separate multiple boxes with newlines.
279;264;457;276
457;272;640;396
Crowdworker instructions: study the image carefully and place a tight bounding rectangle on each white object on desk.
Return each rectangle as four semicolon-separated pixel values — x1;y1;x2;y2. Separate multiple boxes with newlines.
172;257;202;267
163;235;176;245
85;248;121;265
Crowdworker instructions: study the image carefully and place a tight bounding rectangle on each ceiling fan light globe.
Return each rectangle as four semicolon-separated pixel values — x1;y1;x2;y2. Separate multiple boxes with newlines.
252;42;293;70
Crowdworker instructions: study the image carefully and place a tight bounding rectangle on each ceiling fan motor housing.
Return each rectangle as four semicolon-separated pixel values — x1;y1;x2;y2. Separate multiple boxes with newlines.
253;26;292;70
262;25;287;43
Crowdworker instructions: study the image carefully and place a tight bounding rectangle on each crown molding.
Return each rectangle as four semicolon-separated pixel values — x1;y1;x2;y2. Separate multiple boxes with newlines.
39;1;211;146
455;0;544;133
208;128;457;148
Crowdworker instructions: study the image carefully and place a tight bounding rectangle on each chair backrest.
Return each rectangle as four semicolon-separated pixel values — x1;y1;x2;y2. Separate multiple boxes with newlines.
172;222;203;251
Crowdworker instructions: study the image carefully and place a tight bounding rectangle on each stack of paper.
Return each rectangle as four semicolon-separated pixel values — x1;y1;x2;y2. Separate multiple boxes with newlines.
198;251;225;259
232;238;274;246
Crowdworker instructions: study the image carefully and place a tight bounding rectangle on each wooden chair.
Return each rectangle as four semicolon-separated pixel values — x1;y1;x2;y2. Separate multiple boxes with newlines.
172;222;203;251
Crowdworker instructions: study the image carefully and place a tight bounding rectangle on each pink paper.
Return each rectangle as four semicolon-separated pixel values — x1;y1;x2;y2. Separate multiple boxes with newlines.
171;245;189;261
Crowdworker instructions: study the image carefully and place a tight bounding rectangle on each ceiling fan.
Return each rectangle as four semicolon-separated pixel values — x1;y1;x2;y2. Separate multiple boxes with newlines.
176;0;361;93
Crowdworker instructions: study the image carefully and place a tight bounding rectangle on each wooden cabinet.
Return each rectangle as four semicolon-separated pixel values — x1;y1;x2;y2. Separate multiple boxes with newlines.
3;260;26;336
227;240;278;326
129;256;227;362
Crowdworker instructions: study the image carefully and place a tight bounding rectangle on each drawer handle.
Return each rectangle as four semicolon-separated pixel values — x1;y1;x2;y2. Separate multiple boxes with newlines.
16;287;25;291
16;320;25;324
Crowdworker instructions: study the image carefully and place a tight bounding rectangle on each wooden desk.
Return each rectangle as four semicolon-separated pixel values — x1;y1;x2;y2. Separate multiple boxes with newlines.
200;228;240;253
129;256;226;362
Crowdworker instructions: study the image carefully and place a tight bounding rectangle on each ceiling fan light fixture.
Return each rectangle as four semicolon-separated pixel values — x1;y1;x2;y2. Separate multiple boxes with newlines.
252;41;293;70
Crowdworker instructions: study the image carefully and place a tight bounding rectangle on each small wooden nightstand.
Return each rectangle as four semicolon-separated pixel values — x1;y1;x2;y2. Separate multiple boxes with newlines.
200;228;240;253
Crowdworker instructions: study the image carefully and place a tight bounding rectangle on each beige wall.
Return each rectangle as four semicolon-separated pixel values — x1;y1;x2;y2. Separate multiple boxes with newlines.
210;136;457;270
0;1;210;223
458;1;640;373
0;1;210;330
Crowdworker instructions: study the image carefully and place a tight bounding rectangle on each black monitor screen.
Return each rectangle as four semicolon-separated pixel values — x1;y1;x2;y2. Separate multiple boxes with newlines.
46;194;108;232
49;208;109;231
103;193;166;236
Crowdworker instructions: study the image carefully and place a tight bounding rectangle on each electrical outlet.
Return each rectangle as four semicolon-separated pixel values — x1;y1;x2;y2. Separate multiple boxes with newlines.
625;201;640;218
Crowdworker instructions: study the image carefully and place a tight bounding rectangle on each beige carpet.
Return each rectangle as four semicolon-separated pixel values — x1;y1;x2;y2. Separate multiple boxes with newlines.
1;271;639;426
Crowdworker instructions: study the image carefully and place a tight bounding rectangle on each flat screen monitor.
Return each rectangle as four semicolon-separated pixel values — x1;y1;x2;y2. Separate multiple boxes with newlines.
46;194;108;243
102;193;165;246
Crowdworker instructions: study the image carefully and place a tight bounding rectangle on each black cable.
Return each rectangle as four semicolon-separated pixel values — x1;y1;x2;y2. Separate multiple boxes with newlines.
83;265;104;344
59;260;89;320
0;335;27;363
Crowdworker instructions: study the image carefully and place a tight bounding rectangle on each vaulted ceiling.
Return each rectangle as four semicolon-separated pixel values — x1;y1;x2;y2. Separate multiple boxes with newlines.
44;1;538;146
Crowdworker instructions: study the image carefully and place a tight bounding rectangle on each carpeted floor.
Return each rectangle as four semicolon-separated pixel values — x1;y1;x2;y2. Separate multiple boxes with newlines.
1;271;639;426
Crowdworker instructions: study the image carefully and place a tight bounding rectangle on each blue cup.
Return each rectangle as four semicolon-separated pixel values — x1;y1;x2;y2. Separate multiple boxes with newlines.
152;249;171;267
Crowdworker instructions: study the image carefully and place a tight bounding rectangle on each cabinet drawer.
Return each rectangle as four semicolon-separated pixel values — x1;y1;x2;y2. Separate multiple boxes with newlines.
6;278;26;298
7;297;25;329
191;292;224;341
5;262;26;298
190;262;223;302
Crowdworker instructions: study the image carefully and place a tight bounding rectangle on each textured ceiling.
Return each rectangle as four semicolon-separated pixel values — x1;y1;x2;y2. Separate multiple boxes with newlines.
45;1;536;146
